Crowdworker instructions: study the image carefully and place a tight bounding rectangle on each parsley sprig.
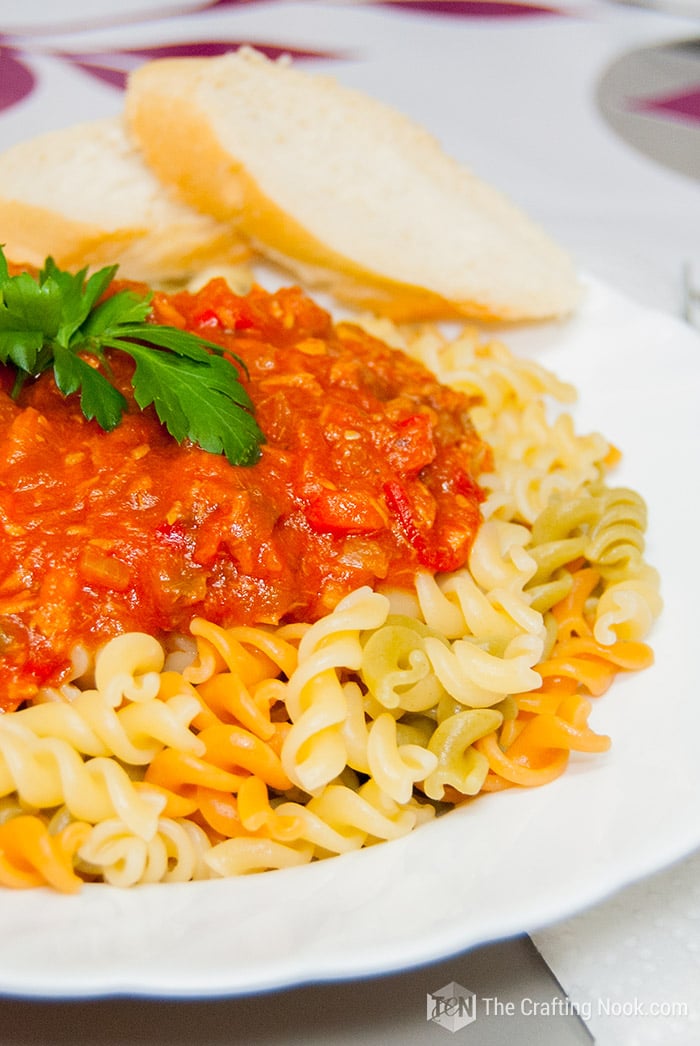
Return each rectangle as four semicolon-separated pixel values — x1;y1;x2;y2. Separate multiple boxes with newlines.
0;249;264;466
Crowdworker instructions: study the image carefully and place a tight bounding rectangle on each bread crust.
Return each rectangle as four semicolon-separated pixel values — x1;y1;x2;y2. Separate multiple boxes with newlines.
129;93;511;320
0;116;249;282
0;201;134;273
126;49;580;322
0;51;579;319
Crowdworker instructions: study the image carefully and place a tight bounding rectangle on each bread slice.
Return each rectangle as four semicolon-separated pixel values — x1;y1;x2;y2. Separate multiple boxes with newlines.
126;47;580;321
0;116;249;283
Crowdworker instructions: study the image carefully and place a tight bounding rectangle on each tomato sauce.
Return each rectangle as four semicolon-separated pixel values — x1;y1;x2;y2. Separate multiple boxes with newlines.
0;277;490;709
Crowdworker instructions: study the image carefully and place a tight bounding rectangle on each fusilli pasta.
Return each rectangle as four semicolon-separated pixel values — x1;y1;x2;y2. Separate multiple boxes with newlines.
0;322;661;890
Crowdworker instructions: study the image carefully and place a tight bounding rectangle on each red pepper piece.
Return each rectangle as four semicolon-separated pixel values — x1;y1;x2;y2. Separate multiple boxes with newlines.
383;481;427;552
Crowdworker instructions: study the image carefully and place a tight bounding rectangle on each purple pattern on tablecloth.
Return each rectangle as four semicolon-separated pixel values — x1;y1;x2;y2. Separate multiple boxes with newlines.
54;41;342;92
630;86;700;127
205;0;281;7
206;0;560;10
597;39;700;181
0;34;339;112
0;0;562;117
0;46;35;112
373;1;560;17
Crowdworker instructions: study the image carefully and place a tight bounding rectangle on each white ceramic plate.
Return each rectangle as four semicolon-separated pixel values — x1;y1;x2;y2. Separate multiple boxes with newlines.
2;274;699;999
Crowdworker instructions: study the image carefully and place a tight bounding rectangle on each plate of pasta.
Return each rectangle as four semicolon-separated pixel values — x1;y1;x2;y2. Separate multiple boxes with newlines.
1;267;699;999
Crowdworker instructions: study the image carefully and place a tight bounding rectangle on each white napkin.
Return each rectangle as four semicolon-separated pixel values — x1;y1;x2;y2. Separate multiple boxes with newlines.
533;847;700;1044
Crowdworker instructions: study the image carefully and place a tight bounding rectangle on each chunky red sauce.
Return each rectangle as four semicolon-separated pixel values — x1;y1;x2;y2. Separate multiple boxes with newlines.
0;277;490;709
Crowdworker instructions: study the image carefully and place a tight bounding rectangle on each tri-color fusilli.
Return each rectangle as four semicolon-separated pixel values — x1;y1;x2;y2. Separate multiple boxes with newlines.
0;323;661;890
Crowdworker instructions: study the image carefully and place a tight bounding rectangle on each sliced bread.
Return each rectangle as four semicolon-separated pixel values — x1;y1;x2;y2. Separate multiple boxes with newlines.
0;116;249;283
126;47;580;321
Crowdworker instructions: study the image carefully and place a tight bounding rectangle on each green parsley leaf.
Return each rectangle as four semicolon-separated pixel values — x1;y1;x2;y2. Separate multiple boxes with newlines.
82;286;152;338
40;257;120;346
52;343;128;431
121;341;262;466
0;247;264;466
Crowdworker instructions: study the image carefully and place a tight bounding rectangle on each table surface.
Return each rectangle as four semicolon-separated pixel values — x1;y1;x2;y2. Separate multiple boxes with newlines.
0;2;699;1043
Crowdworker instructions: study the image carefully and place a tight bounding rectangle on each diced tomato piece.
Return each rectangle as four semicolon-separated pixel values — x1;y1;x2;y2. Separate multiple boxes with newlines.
388;413;435;473
305;490;386;535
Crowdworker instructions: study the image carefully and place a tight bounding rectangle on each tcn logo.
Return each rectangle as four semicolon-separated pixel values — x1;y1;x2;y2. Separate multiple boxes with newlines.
427;981;477;1033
